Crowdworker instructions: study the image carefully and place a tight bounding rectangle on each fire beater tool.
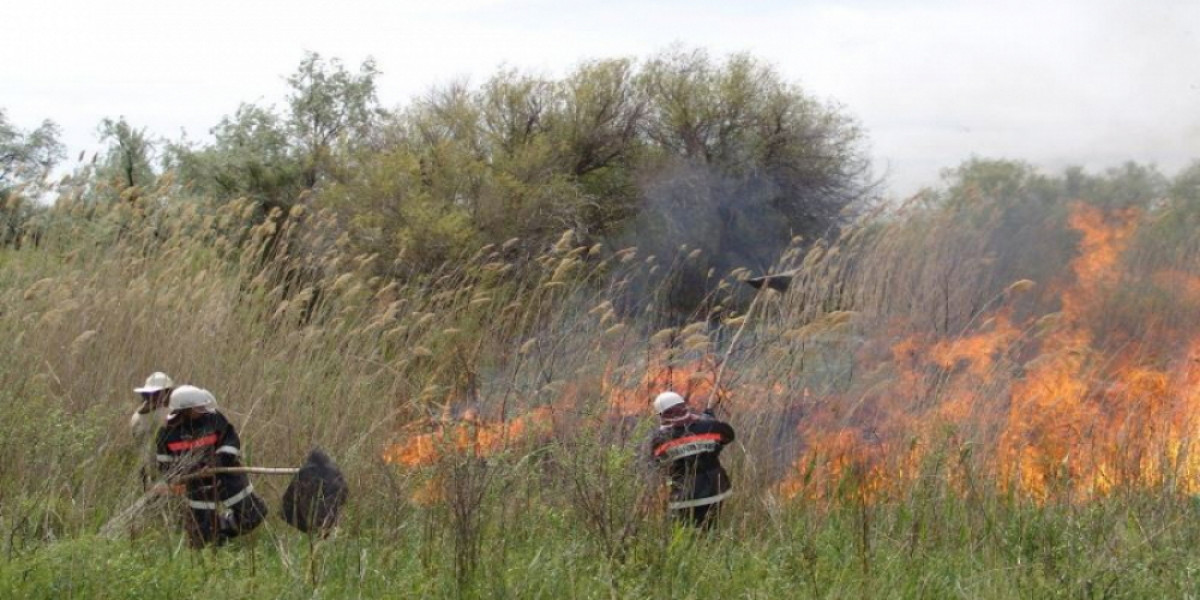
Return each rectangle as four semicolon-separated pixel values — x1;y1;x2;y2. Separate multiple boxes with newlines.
708;271;795;411
180;448;348;535
104;448;347;538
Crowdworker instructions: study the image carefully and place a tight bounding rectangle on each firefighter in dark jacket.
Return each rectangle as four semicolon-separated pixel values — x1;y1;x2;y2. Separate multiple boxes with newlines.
154;385;267;547
649;391;735;527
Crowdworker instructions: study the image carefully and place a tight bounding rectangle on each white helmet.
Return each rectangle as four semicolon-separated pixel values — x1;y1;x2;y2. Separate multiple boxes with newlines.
653;391;686;415
167;385;216;417
134;371;174;394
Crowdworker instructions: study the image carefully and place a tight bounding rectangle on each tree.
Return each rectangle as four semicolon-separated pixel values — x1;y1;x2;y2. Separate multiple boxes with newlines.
638;48;870;234
558;59;645;179
166;49;871;319
317;49;872;315
0;108;64;196
0;109;63;247
556;59;646;236
630;48;872;317
478;69;553;156
97;117;156;199
286;51;383;188
170;52;383;218
169;103;303;214
1128;160;1200;272
1073;162;1167;210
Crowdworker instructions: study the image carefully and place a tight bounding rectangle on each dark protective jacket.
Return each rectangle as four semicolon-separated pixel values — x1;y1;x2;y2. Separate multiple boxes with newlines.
650;413;736;510
155;411;254;511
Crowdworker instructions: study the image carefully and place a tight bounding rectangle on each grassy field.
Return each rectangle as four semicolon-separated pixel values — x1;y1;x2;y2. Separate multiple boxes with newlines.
4;180;1200;598
5;489;1200;598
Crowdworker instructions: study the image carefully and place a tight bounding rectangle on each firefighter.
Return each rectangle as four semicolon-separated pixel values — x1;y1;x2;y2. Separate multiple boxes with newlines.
649;391;735;528
131;371;176;490
154;385;267;547
130;371;174;438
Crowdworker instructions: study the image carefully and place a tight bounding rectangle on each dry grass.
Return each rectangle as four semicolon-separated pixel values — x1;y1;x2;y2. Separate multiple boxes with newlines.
5;165;1200;597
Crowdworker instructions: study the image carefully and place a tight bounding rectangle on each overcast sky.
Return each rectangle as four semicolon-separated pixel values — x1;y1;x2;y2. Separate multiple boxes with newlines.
4;0;1197;198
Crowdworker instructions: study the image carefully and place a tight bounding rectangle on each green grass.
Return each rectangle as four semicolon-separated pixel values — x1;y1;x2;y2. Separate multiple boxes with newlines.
4;494;1200;599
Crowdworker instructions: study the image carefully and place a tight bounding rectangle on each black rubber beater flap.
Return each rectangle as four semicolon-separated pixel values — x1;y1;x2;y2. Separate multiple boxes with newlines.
281;448;348;534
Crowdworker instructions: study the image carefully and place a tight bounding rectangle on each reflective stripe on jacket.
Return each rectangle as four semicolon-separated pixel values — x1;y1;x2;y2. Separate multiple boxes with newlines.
155;411;251;506
650;415;735;508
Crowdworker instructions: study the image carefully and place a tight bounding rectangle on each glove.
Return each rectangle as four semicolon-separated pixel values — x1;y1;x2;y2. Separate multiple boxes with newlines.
149;483;185;496
218;509;237;534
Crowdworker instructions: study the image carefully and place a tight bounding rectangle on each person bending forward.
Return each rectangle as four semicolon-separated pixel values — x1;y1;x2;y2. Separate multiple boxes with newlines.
155;385;267;547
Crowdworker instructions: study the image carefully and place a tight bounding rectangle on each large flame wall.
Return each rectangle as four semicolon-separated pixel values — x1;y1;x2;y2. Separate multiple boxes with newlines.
781;203;1200;502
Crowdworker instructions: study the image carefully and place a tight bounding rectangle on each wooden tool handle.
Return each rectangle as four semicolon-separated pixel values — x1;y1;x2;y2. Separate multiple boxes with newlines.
177;466;300;481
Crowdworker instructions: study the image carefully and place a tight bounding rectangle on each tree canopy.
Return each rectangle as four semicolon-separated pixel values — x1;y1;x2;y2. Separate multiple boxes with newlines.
0;109;64;197
317;48;874;313
0;109;63;247
18;49;877;316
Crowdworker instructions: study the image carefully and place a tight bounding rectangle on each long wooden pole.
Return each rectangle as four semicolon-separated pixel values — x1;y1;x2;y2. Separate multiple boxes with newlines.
708;287;766;410
177;466;300;481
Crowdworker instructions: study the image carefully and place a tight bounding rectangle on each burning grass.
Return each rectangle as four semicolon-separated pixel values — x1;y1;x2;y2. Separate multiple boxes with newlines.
371;197;1200;510
773;200;1200;505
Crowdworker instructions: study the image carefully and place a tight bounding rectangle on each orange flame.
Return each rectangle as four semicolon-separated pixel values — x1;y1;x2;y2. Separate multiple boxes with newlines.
781;202;1200;503
384;202;1200;507
382;357;720;472
603;356;718;416
381;406;555;468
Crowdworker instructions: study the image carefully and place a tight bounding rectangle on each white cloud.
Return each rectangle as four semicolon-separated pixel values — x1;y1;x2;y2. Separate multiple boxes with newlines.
3;0;1196;195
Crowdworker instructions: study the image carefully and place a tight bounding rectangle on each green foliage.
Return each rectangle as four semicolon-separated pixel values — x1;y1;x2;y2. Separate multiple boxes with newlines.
3;495;1200;599
1069;161;1168;210
799;158;1181;335
0;109;64;196
637;47;869;227
286;51;383;189
168;104;303;215
162;48;870;312
1130;160;1200;264
1;193;46;248
96;117;157;199
306;47;872;319
168;52;383;219
0;109;63;247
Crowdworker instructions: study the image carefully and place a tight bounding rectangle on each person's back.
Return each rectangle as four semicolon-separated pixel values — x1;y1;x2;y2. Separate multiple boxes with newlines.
158;410;251;504
648;392;735;527
155;386;266;547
